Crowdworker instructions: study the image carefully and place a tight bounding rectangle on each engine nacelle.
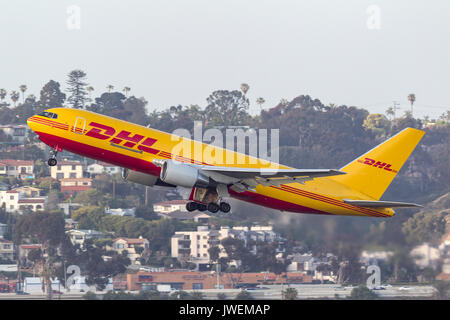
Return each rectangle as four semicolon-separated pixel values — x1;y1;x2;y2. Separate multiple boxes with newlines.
122;168;159;186
159;160;213;188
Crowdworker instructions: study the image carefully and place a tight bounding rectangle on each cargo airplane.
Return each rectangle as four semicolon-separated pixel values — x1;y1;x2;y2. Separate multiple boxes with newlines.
27;108;425;218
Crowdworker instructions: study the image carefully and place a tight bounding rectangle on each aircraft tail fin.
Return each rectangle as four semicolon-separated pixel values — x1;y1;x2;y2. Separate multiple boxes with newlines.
331;127;425;200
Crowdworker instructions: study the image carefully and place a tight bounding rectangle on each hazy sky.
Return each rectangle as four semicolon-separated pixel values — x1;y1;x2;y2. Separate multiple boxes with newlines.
1;0;449;119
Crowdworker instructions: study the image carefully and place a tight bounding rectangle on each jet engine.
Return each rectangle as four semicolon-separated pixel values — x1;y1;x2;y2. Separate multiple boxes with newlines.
158;160;214;188
122;168;159;186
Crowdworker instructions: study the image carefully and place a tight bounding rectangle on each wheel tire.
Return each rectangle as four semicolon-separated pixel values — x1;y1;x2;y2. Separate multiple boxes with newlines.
207;203;219;213
219;202;231;213
197;204;207;212
47;158;57;166
186;202;198;212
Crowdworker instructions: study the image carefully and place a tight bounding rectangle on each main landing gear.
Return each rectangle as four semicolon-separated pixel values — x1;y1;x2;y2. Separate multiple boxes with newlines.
186;201;231;214
47;148;58;166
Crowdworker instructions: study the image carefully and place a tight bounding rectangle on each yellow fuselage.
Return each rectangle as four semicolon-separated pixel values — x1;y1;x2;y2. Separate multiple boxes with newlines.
27;108;393;218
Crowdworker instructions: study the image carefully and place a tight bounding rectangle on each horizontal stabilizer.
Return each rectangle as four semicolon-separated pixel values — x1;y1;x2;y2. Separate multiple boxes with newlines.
343;199;423;208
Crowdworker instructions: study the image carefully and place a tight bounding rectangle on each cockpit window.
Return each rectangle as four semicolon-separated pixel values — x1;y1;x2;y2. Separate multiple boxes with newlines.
38;111;58;119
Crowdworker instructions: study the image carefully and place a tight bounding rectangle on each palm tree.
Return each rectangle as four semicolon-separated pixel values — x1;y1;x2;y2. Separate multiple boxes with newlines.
123;87;131;97
10;91;19;107
386;107;395;120
240;83;249;95
107;85;114;93
256;97;265;110
408;94;416;116
19;85;27;103
0;89;6;102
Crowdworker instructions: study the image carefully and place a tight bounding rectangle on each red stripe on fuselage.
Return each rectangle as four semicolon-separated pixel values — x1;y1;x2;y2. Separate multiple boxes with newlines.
36;131;161;176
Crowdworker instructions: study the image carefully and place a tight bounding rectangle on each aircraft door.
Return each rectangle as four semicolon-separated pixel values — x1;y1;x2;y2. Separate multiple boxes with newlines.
73;116;86;134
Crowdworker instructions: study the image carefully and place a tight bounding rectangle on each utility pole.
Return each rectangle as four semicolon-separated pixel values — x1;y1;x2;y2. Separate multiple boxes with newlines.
392;101;400;120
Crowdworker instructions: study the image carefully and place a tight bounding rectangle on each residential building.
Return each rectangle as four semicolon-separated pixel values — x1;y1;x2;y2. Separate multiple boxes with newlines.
50;161;84;180
64;219;79;230
0;159;34;179
87;161;121;176
0;124;28;143
171;226;285;266
410;243;441;269
13;186;41;197
66;229;104;247
0;239;14;261
0;223;7;238
153;200;188;214
156;210;210;223
58;202;83;216
360;250;394;265
108;237;150;265
0;190;46;213
105;207;136;217
60;178;92;197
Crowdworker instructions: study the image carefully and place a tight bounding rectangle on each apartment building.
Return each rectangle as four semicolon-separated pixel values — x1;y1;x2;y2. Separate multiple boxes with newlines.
50;161;83;180
171;225;285;266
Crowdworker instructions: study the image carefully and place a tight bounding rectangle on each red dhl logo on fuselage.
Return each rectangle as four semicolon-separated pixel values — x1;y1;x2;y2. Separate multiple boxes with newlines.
357;157;397;173
85;122;159;154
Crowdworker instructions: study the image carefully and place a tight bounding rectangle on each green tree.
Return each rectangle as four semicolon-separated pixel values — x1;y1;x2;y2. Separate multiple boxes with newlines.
38;80;66;109
363;113;391;138
282;287;298;300
19;85;27;103
66;70;89;109
235;289;253;300
402;211;448;246
349;286;379;300
205;90;251;128
10;91;19;107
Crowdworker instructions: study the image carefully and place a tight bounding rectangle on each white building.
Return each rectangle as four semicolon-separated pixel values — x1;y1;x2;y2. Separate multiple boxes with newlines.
0;159;34;179
153;200;188;214
23;277;62;294
171;225;285;266
0;223;7;238
105;207;136;217
50;161;84;180
87;161;121;176
410;243;441;269
0;190;46;213
66;229;104;247
0;125;28;143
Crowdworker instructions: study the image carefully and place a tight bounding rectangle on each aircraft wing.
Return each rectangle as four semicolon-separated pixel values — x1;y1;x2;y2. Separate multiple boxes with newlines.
195;165;346;191
343;199;423;208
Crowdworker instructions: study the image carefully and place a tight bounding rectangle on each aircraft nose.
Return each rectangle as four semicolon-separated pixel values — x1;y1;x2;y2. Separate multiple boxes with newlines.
27;115;37;131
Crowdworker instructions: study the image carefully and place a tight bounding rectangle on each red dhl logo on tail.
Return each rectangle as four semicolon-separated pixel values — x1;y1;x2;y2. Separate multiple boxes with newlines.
357;157;397;173
85;122;159;154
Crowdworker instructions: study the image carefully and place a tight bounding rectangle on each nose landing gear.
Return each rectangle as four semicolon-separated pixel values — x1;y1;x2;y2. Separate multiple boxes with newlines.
47;148;59;166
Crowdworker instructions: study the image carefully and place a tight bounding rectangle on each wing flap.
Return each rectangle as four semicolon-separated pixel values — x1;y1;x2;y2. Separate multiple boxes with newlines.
343;199;423;208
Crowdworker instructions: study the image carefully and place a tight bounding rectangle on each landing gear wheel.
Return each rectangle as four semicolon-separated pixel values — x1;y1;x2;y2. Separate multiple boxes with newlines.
197;204;207;212
219;202;231;213
207;203;219;213
186;202;198;212
47;158;57;166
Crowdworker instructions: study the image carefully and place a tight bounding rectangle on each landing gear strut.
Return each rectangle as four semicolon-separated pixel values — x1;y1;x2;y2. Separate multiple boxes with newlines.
47;148;58;166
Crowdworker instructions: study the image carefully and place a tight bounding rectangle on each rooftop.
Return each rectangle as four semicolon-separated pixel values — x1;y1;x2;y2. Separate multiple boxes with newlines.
154;200;188;206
